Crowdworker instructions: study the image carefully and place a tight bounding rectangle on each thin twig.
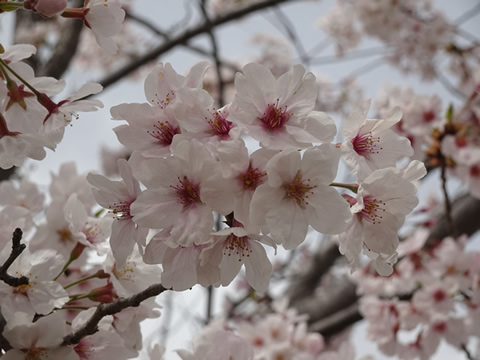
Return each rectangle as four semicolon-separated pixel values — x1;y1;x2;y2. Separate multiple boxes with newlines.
126;11;240;73
461;344;474;360
340;58;386;84
269;6;310;68
454;2;480;25
95;0;297;92
439;156;457;238
436;72;467;101
62;283;167;345
308;46;391;65
0;228;29;287
199;0;226;107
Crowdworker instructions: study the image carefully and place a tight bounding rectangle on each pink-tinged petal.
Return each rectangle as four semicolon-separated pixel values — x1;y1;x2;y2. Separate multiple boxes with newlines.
265;149;300;187
361;211;400;255
131;189;180;229
110;219;137;266
184;61;210;88
341;99;371;138
244;241;272;293
64;193;88;230
87;173;128;198
67;83;103;102
161;247;199;291
169;205;213;247
1;44;37;63
1;295;35;323
143;238;168;265
267;200;309;249
306;187;351;235
301;144;340;183
249;185;285;228
401;160;427;182
118;159;140;197
30;281;69;315
197;249;222;287
219;244;244;286
301;111;337;143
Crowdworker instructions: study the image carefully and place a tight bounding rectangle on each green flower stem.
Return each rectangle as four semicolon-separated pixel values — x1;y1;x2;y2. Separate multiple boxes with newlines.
329;182;359;194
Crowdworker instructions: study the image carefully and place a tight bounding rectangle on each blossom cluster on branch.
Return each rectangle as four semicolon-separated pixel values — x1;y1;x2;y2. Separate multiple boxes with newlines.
0;0;479;359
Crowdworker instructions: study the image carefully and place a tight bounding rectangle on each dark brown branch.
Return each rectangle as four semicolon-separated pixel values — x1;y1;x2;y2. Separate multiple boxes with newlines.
286;238;341;301
287;193;480;338
0;228;29;287
126;11;240;73
270;6;310;68
0;313;12;352
309;302;361;337
199;0;226;106
439;156;457;238
38;9;84;78
62;283;167;345
96;0;296;91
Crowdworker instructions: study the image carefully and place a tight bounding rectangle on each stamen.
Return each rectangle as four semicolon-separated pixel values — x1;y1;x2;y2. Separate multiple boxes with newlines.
284;171;317;208
258;99;291;132
171;176;201;207
147;120;179;146
109;200;133;220
359;195;386;225
240;162;266;191
206;109;233;139
352;132;383;156
224;234;252;261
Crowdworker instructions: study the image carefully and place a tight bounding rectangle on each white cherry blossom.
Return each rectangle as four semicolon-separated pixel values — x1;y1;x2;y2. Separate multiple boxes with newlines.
341;100;413;180
87;159;148;266
250;144;351;249
338;160;426;275
231;63;336;150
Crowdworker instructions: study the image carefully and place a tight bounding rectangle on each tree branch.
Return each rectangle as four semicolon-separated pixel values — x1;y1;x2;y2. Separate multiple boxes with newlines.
0;228;29;287
37;12;84;78
95;0;296;91
287;193;480;338
199;0;226;107
62;283;167;345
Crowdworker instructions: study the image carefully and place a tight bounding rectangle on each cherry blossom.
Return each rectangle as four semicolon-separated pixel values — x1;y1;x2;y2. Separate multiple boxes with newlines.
338;160;426;275
131;139;233;247
24;0;67;17
2;312;78;360
176;321;254;360
341;100;413;180
250;144;351;249
87;159;148;266
201;225;276;293
0;248;69;322
231;63;336;149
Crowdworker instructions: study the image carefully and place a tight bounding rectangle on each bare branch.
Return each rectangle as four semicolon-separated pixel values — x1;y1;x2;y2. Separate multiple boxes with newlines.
96;0;297;91
199;0;226;106
37;18;83;78
287;192;480;338
62;283;167;345
439;156;457;238
126;10;240;73
0;228;29;287
269;7;310;68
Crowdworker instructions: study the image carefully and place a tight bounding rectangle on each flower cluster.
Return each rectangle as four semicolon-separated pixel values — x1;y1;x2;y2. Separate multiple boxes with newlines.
355;233;480;359
0;45;103;169
319;0;453;79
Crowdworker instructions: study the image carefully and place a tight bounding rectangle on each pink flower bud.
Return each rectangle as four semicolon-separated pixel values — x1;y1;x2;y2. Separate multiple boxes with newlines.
88;282;117;303
24;0;67;17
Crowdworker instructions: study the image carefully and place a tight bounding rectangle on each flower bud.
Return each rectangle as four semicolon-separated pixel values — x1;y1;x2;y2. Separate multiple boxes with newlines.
24;0;67;17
